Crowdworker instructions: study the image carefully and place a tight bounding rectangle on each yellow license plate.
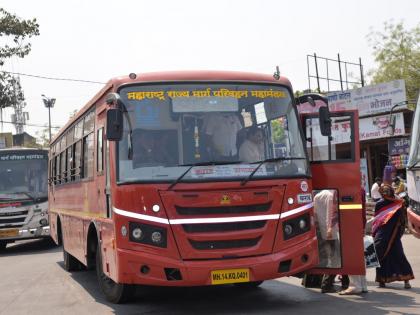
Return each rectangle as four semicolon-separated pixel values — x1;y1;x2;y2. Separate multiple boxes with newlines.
0;228;19;238
211;268;250;285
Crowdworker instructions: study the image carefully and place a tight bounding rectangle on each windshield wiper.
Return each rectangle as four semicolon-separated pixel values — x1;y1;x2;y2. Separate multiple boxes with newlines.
240;156;306;186
167;161;242;190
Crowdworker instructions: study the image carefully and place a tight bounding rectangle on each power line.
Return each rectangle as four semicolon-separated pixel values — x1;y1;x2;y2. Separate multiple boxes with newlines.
1;70;106;85
0;120;61;129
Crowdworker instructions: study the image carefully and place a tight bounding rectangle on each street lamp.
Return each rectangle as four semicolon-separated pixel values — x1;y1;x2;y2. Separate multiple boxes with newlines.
41;95;56;144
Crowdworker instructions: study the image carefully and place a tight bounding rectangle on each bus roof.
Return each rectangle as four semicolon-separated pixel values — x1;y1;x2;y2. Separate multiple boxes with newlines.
51;70;293;144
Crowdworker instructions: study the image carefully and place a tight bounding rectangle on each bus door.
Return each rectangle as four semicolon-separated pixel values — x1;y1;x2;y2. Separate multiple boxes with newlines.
303;110;365;275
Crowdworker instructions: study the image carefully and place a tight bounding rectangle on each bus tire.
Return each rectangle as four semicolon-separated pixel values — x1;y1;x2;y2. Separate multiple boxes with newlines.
96;247;134;303
63;245;80;271
234;281;264;289
0;241;7;251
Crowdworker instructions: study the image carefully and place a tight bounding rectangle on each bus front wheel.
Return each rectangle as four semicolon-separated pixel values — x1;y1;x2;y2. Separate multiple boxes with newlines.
96;248;134;303
0;241;7;251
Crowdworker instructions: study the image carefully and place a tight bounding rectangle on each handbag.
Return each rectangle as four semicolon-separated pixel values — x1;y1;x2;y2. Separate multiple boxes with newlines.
364;235;380;268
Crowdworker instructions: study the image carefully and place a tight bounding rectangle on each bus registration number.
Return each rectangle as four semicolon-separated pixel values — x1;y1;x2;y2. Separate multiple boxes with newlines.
211;268;250;285
0;228;19;238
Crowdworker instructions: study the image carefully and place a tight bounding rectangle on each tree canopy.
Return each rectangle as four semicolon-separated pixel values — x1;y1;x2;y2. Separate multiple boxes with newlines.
0;8;39;110
367;21;420;102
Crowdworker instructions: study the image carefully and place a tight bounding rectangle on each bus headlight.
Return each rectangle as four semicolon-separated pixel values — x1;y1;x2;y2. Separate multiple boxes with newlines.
282;213;311;240
129;222;167;248
151;231;162;244
132;227;143;240
284;224;293;236
299;219;307;229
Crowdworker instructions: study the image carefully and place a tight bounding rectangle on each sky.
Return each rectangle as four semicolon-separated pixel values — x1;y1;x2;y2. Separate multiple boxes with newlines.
1;0;419;138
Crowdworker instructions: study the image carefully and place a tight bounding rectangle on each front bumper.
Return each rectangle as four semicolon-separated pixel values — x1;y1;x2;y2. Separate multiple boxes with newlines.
117;236;318;286
0;225;50;242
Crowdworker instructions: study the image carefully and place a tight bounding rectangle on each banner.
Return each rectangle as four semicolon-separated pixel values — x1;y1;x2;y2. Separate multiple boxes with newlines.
359;112;405;141
360;158;369;195
327;79;407;116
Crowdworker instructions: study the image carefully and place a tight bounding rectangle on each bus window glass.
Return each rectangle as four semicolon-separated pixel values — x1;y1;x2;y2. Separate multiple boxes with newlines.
60;151;66;183
305;115;353;162
83;111;95;136
117;84;308;183
67;146;73;181
83;133;94;179
74;120;83;141
97;128;104;173
66;127;74;146
74;140;82;179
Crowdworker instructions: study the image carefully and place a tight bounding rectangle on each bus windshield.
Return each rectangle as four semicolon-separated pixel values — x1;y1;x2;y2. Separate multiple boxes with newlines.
0;152;48;200
117;83;308;183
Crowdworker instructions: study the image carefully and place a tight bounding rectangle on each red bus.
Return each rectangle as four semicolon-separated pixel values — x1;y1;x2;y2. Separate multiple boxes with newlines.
49;71;364;303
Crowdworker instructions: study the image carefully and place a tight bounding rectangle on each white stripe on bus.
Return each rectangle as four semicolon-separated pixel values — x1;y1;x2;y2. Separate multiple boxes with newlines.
113;203;313;225
280;202;313;219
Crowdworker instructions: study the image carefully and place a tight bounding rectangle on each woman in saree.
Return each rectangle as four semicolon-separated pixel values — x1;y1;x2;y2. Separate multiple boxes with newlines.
372;184;414;288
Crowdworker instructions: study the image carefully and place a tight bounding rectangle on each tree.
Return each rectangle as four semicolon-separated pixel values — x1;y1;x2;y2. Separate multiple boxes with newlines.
0;8;39;110
367;21;420;102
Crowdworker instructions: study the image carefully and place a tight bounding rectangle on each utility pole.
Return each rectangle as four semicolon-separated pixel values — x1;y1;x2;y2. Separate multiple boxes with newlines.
41;95;56;144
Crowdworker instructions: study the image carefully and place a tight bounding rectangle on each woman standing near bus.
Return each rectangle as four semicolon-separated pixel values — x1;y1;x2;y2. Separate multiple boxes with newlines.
372;184;414;288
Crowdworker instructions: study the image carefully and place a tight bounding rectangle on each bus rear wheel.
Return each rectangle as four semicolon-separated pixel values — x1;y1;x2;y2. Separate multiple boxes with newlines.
96;247;134;303
62;245;81;271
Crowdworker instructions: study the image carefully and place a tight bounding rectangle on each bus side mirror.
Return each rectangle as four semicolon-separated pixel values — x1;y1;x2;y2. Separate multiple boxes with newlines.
106;109;123;141
319;106;332;136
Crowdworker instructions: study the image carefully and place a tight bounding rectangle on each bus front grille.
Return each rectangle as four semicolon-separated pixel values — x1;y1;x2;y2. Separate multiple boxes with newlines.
175;202;271;215
182;220;266;233
189;237;261;250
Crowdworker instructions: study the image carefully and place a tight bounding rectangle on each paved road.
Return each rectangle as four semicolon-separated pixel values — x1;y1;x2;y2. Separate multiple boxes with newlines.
0;236;419;315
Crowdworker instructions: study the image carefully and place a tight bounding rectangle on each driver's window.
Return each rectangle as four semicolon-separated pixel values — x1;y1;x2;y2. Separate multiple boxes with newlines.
313;189;342;268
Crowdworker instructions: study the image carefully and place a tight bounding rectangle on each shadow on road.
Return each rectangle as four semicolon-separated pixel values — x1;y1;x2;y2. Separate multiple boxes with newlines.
64;268;420;315
0;238;60;257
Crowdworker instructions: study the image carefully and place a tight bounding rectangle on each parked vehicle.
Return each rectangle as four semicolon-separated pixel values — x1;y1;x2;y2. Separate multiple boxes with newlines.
0;148;49;250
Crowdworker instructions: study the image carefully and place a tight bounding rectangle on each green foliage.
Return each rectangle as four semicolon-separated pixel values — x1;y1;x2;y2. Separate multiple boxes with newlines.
367;21;420;102
271;119;285;144
0;8;39;109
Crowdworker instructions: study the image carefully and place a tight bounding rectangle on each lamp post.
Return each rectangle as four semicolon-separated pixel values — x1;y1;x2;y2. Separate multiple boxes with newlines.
41;95;56;143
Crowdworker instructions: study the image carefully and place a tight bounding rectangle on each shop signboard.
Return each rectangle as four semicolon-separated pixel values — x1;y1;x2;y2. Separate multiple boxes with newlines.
327;79;407;116
388;137;410;155
359;112;405;141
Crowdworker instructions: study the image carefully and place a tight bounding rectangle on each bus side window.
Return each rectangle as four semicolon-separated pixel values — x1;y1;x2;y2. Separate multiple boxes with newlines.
74;141;82;180
82;133;94;179
97;128;104;174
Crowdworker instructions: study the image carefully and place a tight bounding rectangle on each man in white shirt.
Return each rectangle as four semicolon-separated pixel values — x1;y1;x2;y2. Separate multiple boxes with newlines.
239;127;265;163
370;177;382;201
313;189;341;293
204;113;242;160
